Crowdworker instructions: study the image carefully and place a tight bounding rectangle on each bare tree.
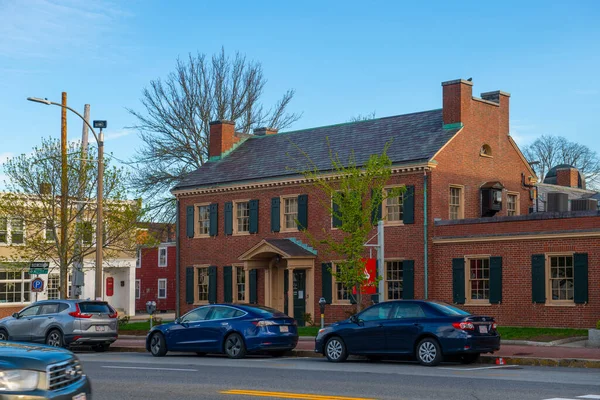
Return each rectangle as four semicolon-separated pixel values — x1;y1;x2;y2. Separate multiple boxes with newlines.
523;135;600;189
127;48;301;221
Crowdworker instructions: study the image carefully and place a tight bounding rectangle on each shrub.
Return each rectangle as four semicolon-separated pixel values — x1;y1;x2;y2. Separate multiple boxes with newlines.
302;313;314;327
118;316;130;327
151;316;163;325
596;320;600;330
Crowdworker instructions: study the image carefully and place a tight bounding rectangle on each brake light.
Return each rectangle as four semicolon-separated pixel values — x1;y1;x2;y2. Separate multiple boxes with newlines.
108;306;118;319
69;304;92;319
492;322;498;330
252;320;276;327
452;321;475;331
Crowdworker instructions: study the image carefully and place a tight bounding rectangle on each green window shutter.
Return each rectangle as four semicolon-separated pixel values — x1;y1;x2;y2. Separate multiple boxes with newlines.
332;201;342;228
224;202;233;235
350;292;357;305
223;266;233;303
185;267;195;304
186;206;195;238
297;194;308;230
249;269;258;304
209;203;218;236
531;254;546;303
249;199;259;234
452;258;465;304
208;266;217;304
574;253;588;304
371;189;382;225
489;257;503;304
402;260;415;300
403;185;415;224
321;263;332;304
271;197;280;232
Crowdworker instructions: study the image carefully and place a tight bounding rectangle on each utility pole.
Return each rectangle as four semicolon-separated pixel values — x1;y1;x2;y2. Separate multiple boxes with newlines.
60;92;68;299
95;125;105;300
73;104;90;299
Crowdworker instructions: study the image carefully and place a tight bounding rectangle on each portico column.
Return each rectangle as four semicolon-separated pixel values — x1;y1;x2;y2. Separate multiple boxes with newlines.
265;266;271;307
287;267;295;318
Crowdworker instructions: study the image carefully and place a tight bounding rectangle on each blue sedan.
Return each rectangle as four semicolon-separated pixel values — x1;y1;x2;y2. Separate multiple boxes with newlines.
315;300;500;366
146;304;298;358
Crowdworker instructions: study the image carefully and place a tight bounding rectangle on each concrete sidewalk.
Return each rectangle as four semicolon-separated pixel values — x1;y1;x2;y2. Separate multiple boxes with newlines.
110;335;600;368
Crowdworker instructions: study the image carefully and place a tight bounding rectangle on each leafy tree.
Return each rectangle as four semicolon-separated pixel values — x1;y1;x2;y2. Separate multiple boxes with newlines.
296;141;403;311
127;48;301;221
523;135;600;188
0;138;144;299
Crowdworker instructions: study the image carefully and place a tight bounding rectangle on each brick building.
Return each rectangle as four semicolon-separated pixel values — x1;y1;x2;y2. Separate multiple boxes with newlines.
171;78;599;328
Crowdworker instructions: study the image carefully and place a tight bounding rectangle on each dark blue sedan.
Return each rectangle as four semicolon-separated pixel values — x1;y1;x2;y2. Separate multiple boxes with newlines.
146;304;298;358
315;300;500;366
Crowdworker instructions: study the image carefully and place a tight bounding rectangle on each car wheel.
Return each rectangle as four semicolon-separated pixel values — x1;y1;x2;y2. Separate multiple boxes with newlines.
224;333;247;359
93;344;110;352
416;338;442;366
0;329;8;341
46;330;64;348
325;336;348;363
196;352;207;356
270;350;287;358
461;353;480;364
150;332;168;357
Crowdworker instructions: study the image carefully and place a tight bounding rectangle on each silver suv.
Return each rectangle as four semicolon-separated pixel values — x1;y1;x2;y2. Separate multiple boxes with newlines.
0;300;118;352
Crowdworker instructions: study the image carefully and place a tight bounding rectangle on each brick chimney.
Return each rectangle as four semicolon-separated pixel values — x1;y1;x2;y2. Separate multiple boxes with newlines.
442;79;473;126
556;167;579;188
253;127;278;136
208;120;238;159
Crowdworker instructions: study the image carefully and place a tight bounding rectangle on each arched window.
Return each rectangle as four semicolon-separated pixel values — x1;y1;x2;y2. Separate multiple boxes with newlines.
480;144;492;157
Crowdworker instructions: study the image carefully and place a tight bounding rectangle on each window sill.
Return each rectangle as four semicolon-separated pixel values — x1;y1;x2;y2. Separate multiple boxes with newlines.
233;232;251;236
193;235;211;239
384;221;405;227
193;301;209;306
544;302;576;307
280;228;299;233
332;301;351;306
465;302;492;306
479;154;493;159
158;265;167;268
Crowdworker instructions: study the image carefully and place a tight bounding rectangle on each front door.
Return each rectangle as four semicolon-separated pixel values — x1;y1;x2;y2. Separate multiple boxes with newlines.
293;270;306;326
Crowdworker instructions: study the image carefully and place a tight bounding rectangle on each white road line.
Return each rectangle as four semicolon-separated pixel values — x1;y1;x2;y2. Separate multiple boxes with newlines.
439;365;517;371
542;398;580;400
102;366;198;372
578;396;600;399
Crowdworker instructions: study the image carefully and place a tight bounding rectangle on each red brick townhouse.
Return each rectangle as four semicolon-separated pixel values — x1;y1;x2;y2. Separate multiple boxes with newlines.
135;224;176;313
172;78;590;327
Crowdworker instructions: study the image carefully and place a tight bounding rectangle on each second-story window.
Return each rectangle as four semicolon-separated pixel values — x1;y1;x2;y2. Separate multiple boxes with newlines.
507;193;518;216
10;217;24;245
236;201;250;233
158;246;167;267
82;221;93;245
449;186;463;220
197;205;210;236
385;188;404;223
283;197;298;230
0;217;7;244
45;220;55;242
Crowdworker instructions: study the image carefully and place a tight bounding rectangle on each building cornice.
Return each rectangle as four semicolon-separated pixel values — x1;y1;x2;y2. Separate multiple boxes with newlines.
433;229;600;244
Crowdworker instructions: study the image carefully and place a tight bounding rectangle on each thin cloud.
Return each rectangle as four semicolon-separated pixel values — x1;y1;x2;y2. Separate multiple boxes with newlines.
510;120;539;148
104;129;135;141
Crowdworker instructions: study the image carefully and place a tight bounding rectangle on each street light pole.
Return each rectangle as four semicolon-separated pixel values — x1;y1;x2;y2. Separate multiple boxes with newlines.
60;92;68;299
27;96;106;301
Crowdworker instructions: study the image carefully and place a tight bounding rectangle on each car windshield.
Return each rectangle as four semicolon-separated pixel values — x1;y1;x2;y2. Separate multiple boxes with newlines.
429;302;471;316
79;302;111;314
247;305;285;317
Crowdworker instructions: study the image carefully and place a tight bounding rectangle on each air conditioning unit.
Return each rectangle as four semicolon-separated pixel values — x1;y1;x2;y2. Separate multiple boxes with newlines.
546;192;569;212
571;198;598;211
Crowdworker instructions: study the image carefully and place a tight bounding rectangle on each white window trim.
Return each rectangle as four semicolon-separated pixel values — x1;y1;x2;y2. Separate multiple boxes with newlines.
158;246;168;267
233;200;251;236
464;255;492;306
232;264;246;303
195;202;211;238
506;191;520;216
0;269;31;304
280;195;299;232
545;252;576;307
449;184;465;220
0;216;26;246
194;265;210;305
383;258;404;301
331;261;351;305
382;185;406;226
158;278;167;299
45;219;56;243
135;279;141;299
136;248;141;268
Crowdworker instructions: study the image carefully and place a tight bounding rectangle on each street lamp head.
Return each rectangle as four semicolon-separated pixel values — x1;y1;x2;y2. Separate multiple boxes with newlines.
27;97;52;105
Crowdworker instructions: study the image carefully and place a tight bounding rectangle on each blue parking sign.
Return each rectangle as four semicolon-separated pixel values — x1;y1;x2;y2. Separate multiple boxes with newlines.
31;277;44;292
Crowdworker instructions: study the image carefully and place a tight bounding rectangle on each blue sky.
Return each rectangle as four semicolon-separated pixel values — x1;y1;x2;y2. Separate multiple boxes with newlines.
1;0;599;186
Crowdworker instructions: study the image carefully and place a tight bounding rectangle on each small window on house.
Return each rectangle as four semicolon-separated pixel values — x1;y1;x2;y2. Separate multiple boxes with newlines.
135;279;141;299
385;261;403;300
282;197;298;230
158;279;167;299
480;144;492;157
384;188;404;223
82;221;93;245
197;205;210;236
45;220;55;242
158;247;168;267
0;269;31;303
507;193;519;216
548;255;574;303
11;217;24;245
449;186;464;220
136;248;141;268
332;263;351;304
235;267;245;302
235;201;250;233
0;217;7;244
196;267;209;303
47;274;60;300
467;258;490;303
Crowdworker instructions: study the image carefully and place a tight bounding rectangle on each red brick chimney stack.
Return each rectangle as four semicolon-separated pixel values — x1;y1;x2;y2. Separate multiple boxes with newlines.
208;120;238;159
442;79;473;125
556;167;579;188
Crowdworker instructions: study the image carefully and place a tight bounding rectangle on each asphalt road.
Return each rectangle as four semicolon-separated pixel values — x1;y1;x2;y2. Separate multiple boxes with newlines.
78;352;600;400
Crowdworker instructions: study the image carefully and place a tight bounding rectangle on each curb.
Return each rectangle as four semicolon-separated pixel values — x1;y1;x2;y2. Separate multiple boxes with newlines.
502;337;588;347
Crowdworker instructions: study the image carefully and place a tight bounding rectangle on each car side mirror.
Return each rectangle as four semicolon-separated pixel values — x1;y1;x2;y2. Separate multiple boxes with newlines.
12;313;19;319
349;315;358;324
174;318;180;324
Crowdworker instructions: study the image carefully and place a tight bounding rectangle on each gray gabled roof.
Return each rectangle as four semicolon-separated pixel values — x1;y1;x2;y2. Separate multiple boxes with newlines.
173;109;459;191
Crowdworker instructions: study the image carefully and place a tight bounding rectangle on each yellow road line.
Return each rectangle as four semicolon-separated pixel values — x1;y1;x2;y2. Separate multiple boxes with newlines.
220;389;377;400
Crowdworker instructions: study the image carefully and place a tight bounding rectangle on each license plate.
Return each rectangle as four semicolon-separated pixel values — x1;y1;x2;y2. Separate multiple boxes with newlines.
95;325;106;332
279;326;289;333
73;393;86;400
479;325;489;334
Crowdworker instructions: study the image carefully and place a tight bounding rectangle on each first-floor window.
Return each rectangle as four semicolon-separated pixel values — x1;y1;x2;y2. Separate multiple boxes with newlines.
158;279;167;299
467;258;490;302
385;261;403;300
135;279;141;299
332;264;350;303
196;267;209;302
235;267;245;302
0;269;31;303
507;193;518;216
548;255;574;302
47;274;60;300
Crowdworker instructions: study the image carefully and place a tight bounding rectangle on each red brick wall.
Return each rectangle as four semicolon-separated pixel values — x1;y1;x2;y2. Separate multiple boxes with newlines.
556;168;578;188
136;244;176;312
178;172;426;323
0;306;23;319
209;121;240;158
